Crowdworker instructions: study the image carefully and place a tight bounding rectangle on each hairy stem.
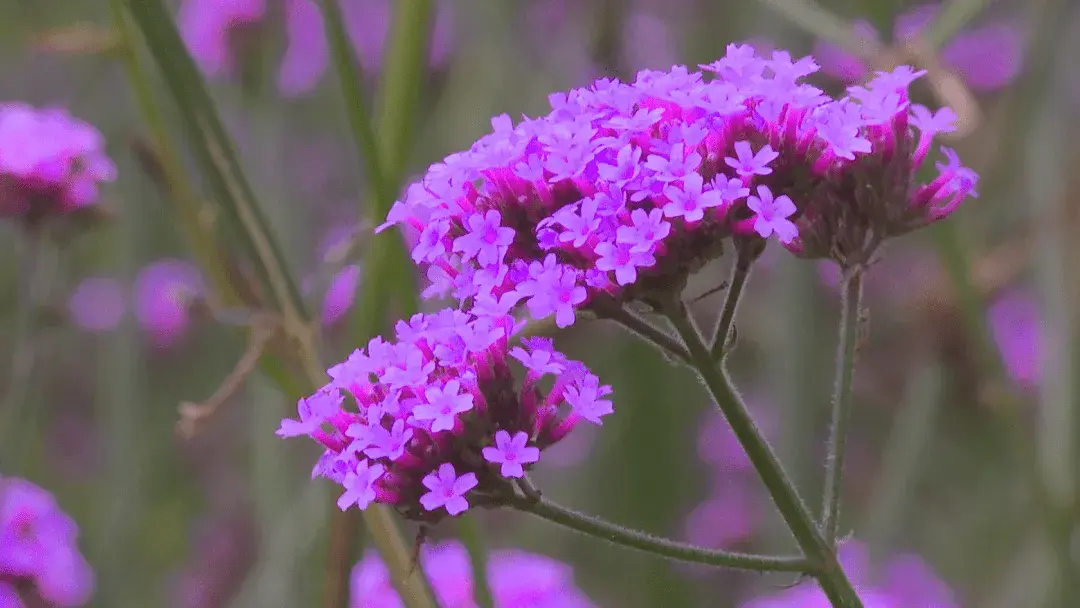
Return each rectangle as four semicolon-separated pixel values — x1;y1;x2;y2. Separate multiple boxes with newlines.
662;298;863;607
710;251;754;359
508;494;812;573
821;269;864;546
599;306;691;365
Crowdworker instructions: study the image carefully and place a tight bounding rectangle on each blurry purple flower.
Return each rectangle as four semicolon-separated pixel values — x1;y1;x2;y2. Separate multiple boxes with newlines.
697;401;777;473
987;290;1041;388
67;277;126;332
0;477;94;607
321;264;362;326
180;0;453;97
351;541;596;608
683;490;759;550
0;104;116;220
813;3;1023;91
741;540;959;608
133;259;204;348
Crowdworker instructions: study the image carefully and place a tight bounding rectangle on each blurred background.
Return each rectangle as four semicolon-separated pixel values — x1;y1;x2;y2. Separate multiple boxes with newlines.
1;0;1079;606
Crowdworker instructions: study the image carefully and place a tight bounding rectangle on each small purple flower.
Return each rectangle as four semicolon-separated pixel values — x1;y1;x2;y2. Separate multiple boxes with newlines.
616;208;671;253
453;210;516;266
276;389;344;438
133;259;204;348
67;277;126;333
482;431;541;478
413;380;474;433
594;242;656;286
663;173;726;223
337;459;386;511
419;463;478;516
746;185;798;243
363;419;414;461
564;376;614;425
724;141;779;178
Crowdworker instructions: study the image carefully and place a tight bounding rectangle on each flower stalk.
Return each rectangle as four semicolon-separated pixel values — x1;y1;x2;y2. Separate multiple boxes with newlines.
661;296;864;607
507;494;812;573
710;247;755;359
821;268;864;547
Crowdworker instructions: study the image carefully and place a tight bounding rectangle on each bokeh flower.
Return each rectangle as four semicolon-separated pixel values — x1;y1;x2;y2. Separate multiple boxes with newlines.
67;276;126;333
350;541;595;608
813;3;1023;92
0;476;94;607
0;103;116;221
987;289;1042;389
740;540;958;607
133;259;204;348
278;310;613;523
382;45;978;329
179;0;454;97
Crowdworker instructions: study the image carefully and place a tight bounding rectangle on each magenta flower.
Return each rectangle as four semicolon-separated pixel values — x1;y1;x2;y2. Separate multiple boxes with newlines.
351;541;596;608
0;477;94;607
482;430;541;478
180;0;454;97
813;3;1023;92
741;540;959;608
133;259;204;348
988;289;1042;389
279;309;613;522
0;103;116;220
724;141;779;178
683;490;759;551
420;463;478;516
321;264;362;326
337;459;387;511
746;185;798;244
67;277;126;333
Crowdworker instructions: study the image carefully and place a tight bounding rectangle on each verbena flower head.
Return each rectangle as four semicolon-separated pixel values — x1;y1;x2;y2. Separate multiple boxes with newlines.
277;309;613;523
741;540;958;608
180;0;453;97
381;44;978;325
813;3;1024;91
134;259;204;348
351;541;596;608
0;476;95;607
0;103;116;221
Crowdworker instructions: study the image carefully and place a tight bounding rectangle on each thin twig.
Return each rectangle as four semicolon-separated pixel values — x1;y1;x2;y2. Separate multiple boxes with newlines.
710;251;753;359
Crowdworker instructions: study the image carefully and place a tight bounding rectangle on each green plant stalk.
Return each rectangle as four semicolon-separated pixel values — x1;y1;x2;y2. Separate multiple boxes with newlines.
107;0;240;308
710;251;753;359
663;299;863;607
820;270;863;547
317;0;389;204
507;494;812;573
458;515;495;608
119;2;439;606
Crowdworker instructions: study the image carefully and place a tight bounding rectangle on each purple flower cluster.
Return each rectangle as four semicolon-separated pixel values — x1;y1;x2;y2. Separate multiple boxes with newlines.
381;44;978;328
351;541;595;608
814;3;1023;92
277;310;613;522
741;540;958;608
0;104;115;221
0;477;94;607
179;0;453;97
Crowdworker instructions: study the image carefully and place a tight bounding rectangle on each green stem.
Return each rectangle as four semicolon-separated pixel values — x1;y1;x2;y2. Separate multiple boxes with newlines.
508;494;812;573
820;269;864;547
458;515;495;608
317;0;388;204
598;306;691;365
753;0;881;59
0;229;57;470
710;252;753;359
925;0;992;49
662;298;863;607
